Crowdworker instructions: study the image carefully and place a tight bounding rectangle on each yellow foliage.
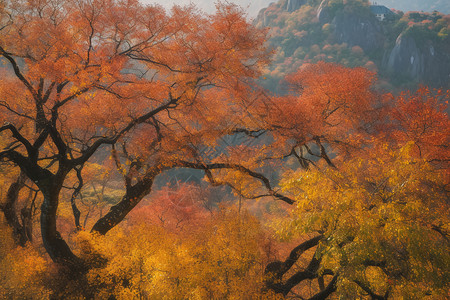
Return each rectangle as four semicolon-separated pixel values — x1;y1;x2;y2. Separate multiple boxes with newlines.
68;206;271;299
280;143;450;298
0;221;51;299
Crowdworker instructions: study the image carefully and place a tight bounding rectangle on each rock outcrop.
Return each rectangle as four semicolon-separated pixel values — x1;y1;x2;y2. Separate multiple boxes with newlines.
254;0;450;88
254;7;268;27
332;11;385;52
317;0;332;24
284;0;305;12
384;34;450;86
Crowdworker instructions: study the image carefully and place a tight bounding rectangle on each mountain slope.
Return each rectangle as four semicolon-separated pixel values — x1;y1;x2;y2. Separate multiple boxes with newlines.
375;0;450;14
255;0;450;92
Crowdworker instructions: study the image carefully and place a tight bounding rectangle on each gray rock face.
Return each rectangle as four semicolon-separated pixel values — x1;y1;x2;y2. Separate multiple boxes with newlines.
385;35;450;87
386;36;422;79
254;6;268;26
317;0;332;24
332;11;384;52
254;0;306;26
254;0;450;88
285;0;305;12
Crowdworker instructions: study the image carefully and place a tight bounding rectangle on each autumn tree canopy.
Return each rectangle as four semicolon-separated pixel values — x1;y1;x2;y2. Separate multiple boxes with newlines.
0;0;272;266
0;0;449;299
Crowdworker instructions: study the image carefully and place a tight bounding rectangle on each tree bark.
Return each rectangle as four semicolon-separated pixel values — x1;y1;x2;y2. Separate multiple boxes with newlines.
39;175;84;271
264;236;325;296
308;274;338;300
0;172;31;246
91;178;154;235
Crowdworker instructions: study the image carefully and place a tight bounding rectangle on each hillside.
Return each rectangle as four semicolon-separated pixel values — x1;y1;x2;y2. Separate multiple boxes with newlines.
375;0;450;15
255;0;450;93
144;0;450;17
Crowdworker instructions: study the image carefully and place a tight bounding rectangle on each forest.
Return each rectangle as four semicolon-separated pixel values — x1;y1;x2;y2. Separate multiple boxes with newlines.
0;0;449;299
256;0;450;93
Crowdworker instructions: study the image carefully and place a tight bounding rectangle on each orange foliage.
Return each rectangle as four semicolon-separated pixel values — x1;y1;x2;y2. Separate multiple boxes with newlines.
259;62;379;162
1;0;449;296
127;182;212;231
0;0;270;266
390;88;450;164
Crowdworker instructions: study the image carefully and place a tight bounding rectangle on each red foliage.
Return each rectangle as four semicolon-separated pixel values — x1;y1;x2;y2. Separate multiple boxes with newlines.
127;183;212;231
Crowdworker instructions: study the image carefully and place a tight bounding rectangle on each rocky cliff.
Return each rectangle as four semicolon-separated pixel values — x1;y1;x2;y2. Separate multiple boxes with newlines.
332;11;385;52
317;0;332;24
376;0;450;15
384;35;450;87
284;0;306;12
255;0;450;89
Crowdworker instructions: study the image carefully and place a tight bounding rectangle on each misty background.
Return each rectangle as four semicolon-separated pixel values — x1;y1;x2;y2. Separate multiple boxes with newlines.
141;0;450;18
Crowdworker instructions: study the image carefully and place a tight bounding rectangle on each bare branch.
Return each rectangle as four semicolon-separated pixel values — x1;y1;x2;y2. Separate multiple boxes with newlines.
308;273;338;300
0;123;34;156
71;94;181;166
70;166;83;230
0;101;34;120
280;235;323;275
354;280;389;300
0;46;39;101
176;160;296;204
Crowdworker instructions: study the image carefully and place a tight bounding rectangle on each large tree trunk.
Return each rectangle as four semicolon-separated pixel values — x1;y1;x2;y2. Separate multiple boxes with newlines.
39;175;84;271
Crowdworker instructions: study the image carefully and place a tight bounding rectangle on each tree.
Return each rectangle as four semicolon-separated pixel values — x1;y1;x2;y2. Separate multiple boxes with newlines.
0;168;37;246
259;61;380;170
1;6;390;289
278;142;449;299
269;88;450;298
388;87;450;167
70;206;275;299
2;1;448;297
0;0;270;270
